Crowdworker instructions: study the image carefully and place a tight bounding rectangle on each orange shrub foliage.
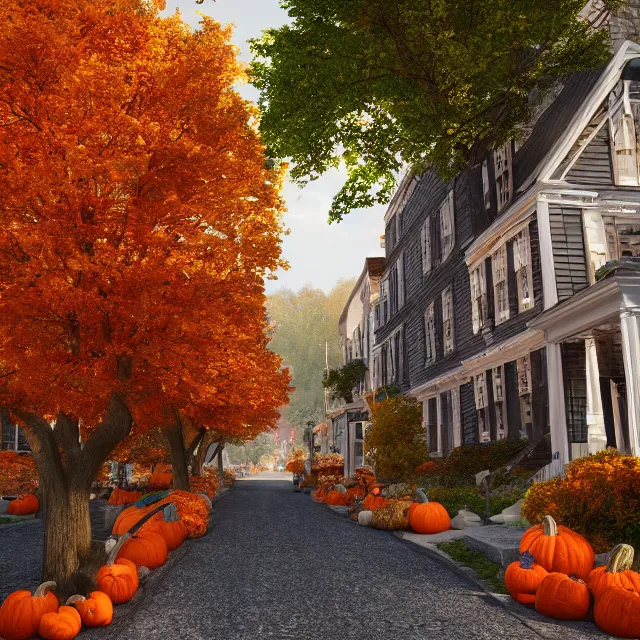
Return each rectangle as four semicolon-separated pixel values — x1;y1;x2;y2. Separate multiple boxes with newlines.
0;452;38;495
285;449;306;474
522;450;640;552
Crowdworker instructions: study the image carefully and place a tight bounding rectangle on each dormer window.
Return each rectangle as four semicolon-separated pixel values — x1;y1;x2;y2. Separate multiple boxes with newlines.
494;142;513;213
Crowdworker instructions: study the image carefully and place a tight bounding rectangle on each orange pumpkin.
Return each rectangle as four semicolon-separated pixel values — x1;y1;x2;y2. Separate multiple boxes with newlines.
325;490;346;506
520;515;594;579
112;505;155;536
97;557;139;605
407;501;450;534
38;606;81;640
0;581;58;640
149;507;188;551
117;530;168;569
588;543;640;599
535;572;590;620
504;552;548;605
594;586;640;638
7;494;39;516
362;494;389;510
67;591;113;627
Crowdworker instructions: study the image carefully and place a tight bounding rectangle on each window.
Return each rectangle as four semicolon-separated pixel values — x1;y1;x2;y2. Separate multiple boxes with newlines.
513;227;533;311
426;397;439;454
482;160;491;214
440;191;455;262
492;244;509;324
425;302;436;365
470;265;487;334
494;142;512;213
611;81;639;186
474;372;490;442
492;366;506;440
518;356;533;439
380;278;388;325
442;286;454;355
388;256;405;316
440;391;454;455
421;217;432;274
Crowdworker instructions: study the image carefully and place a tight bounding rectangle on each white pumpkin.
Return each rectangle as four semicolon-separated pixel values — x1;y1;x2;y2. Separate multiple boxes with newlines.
335;484;347;495
358;510;373;527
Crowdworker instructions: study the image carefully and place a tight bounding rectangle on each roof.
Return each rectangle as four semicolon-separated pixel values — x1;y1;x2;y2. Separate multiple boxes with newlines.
513;68;605;192
338;257;387;331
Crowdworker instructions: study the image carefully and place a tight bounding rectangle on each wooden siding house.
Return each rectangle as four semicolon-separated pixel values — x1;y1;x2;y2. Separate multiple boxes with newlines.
330;258;386;477
371;40;640;470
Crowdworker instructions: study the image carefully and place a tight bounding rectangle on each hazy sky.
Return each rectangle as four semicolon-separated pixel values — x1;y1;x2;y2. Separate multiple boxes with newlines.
165;0;386;294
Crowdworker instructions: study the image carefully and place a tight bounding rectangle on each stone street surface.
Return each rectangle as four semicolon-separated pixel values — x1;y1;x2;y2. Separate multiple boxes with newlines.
0;473;611;639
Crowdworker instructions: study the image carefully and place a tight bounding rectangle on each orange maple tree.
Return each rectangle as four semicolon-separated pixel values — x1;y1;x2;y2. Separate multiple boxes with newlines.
0;0;289;584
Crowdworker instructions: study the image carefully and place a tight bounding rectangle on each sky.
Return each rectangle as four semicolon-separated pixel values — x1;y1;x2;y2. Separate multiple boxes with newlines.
165;0;386;294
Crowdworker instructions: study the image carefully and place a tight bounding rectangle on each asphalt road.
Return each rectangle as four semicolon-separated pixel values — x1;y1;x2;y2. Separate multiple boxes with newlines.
84;473;609;640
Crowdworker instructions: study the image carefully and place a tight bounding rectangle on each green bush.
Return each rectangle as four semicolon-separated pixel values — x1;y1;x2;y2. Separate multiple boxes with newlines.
426;486;525;517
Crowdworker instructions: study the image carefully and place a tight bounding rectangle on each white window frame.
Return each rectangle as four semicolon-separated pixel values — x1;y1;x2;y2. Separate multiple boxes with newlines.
424;302;436;365
517;356;532;439
492;365;506;440
492;244;509;324
494;142;513;213
442;286;454;355
440;191;455;262
470;264;487;334
474;372;490;443
513;227;534;312
451;387;462;448
421;217;432;274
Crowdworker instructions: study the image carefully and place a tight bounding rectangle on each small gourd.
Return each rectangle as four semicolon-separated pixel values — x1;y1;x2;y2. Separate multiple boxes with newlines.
358;510;373;527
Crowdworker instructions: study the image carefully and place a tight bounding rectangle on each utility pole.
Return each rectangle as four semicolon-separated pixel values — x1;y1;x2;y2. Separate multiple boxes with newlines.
324;339;331;453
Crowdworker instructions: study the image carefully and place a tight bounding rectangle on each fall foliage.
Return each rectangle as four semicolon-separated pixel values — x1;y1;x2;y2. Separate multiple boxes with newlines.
0;0;289;584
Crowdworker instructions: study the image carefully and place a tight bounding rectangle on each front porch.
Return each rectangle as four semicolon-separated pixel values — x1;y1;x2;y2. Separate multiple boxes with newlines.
530;270;640;461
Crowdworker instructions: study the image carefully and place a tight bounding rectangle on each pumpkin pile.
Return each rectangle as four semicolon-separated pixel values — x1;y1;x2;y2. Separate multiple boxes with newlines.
7;493;39;516
503;514;640;636
107;488;143;506
0;580;116;640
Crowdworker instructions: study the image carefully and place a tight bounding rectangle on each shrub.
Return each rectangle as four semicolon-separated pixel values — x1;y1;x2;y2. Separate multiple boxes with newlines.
522;450;640;553
367;396;427;482
427;487;486;516
414;439;530;488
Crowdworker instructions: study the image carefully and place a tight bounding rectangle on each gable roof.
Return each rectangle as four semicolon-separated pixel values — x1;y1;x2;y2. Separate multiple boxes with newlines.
338;257;387;333
513;69;605;192
531;40;640;187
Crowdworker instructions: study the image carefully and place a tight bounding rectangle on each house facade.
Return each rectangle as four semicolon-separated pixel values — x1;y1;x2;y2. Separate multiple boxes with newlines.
331;257;386;477
369;40;640;470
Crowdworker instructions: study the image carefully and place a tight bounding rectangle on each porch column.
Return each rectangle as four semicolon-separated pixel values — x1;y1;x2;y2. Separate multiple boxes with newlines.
620;311;640;456
585;338;607;454
546;342;570;463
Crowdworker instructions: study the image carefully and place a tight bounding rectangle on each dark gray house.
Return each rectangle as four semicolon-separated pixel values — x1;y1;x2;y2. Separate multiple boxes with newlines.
370;40;640;472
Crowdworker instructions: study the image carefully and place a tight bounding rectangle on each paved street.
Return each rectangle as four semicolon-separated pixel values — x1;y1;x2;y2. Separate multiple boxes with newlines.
81;473;608;640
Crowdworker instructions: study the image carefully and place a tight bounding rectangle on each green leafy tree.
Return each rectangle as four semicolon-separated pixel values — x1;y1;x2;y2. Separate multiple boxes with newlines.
323;359;368;404
226;432;279;466
251;0;620;221
267;279;355;428
366;396;427;482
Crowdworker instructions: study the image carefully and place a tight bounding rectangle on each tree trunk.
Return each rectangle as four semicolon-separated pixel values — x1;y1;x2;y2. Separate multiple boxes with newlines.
190;431;213;477
217;443;225;488
164;419;190;491
15;393;132;584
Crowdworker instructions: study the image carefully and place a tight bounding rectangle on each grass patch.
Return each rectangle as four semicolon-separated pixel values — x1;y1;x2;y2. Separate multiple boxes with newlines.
438;540;508;594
